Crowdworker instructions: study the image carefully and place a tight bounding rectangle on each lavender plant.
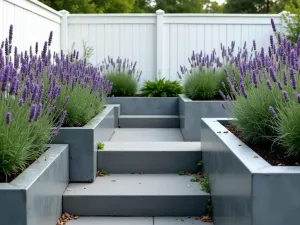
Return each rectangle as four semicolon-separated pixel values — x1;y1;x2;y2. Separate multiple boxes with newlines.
223;18;300;155
100;57;142;96
0;26;67;179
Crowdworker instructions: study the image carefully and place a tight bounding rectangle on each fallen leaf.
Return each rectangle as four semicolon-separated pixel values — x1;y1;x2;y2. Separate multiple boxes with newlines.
238;144;242;146
200;215;213;222
295;162;299;166
223;131;229;133
185;172;191;176
277;163;285;166
253;155;259;158
217;131;221;133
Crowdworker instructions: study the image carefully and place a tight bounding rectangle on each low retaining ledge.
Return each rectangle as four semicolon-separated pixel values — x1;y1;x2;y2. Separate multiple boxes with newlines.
52;105;119;182
201;118;300;225
0;144;69;225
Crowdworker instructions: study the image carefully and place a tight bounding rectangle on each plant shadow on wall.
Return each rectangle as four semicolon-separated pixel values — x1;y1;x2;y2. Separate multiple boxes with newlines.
178;42;242;101
221;18;300;166
0;24;112;183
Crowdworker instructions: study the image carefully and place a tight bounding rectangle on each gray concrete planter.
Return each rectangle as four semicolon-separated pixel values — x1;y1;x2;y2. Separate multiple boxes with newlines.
179;94;229;141
0;144;69;225
106;97;178;115
201;118;300;225
52;105;119;182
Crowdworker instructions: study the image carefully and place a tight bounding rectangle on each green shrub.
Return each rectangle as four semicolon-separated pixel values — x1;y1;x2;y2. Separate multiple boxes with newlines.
183;69;223;100
282;1;300;45
107;72;138;97
140;78;183;97
229;82;284;143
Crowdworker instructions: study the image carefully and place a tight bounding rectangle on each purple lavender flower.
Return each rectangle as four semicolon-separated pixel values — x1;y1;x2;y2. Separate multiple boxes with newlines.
9;77;18;95
4;38;8;56
271;18;276;32
35;42;38;55
53;110;67;135
252;71;258;88
29;104;37;122
42;41;48;59
1;65;10;92
218;90;226;100
240;82;247;98
270;35;274;50
283;91;289;102
269;106;276;117
269;66;277;82
268;46;272;57
31;84;38;102
6;112;11;125
283;70;288;85
278;32;281;45
37;85;44;102
19;98;24;106
290;68;297;90
267;80;272;90
8;25;13;44
34;103;43;121
297;94;300;104
1;41;3;49
48;31;53;47
23;87;28;100
277;80;283;90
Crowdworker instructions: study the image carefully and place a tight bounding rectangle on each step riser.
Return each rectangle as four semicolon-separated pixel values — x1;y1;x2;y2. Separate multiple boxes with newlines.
97;151;200;173
119;118;180;128
63;196;208;216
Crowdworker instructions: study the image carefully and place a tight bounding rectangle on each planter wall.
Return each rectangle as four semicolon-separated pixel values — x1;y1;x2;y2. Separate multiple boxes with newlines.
106;97;178;115
201;118;300;225
52;105;119;182
179;94;229;141
0;144;69;225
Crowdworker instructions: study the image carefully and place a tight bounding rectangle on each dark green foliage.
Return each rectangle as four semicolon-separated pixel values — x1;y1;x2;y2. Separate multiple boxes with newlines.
140;78;182;97
200;173;210;193
107;72;138;97
282;0;300;44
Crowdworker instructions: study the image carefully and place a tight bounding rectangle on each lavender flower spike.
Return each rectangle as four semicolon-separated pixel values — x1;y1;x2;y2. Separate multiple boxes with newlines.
283;91;289;102
8;25;13;44
269;66;277;82
271;18;276;32
269;106;276;117
283;70;288;85
34;103;43;121
63;96;70;108
277;80;283;90
266;80;272;90
290;68;297;90
218;90;226;100
29;104;37;122
6;112;11;125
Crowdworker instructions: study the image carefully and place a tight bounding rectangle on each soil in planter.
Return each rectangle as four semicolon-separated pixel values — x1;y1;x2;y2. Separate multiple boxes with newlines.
225;124;300;166
0;147;50;183
191;95;224;101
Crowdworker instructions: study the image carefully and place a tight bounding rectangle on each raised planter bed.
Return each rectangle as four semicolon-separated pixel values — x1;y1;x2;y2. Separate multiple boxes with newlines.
179;94;229;141
106;97;178;115
51;105;119;182
0;144;69;225
201;118;300;225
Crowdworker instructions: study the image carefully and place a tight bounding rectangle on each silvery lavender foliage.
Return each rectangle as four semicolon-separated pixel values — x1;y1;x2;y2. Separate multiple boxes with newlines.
99;56;142;83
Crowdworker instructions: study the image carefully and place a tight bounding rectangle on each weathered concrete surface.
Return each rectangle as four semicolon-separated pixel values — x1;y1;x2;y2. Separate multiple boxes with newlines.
97;142;201;173
52;105;117;182
106;97;179;115
119;115;180;128
63;174;209;216
110;128;184;141
67;217;213;225
0;144;69;225
201;118;300;225
179;95;229;141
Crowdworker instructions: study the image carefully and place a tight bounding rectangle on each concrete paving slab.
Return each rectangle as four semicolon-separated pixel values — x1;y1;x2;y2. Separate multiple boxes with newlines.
64;174;207;196
102;142;201;151
110;128;184;141
67;217;153;225
155;217;213;225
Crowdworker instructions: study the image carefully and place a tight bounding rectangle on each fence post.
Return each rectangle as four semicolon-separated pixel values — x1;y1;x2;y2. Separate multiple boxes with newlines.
59;10;69;53
156;9;164;79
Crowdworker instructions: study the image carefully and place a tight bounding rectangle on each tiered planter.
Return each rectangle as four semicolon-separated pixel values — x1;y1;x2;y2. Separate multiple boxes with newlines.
0;144;69;225
179;94;229;141
51;105;119;182
201;118;300;225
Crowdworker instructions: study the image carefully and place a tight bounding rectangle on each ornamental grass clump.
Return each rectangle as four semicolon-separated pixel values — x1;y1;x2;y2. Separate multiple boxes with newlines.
100;57;142;96
179;42;242;100
0;25;67;180
223;18;300;156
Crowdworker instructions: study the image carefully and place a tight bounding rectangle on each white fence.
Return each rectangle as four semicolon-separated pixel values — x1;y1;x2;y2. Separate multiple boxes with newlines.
66;12;283;81
0;0;61;54
0;0;284;82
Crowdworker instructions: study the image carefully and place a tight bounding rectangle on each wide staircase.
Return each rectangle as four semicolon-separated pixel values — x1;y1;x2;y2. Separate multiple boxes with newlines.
62;106;213;224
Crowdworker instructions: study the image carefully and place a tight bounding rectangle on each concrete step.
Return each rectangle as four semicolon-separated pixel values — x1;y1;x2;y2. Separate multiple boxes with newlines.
118;115;180;128
109;128;184;142
97;142;201;174
66;216;213;225
63;174;209;216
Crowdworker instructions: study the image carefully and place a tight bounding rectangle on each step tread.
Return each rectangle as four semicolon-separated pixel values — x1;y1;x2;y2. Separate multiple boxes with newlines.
66;217;213;225
101;142;201;151
64;174;208;196
119;115;179;118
